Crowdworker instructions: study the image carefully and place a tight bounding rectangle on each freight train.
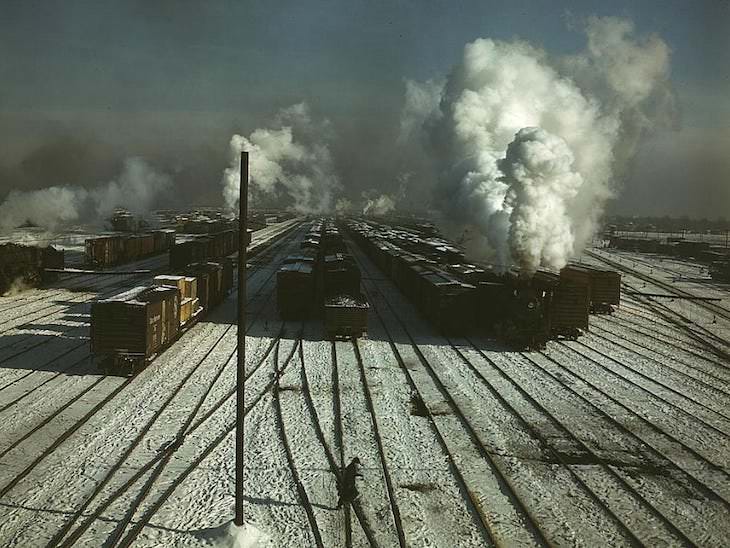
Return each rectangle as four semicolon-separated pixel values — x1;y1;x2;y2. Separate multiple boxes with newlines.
90;220;299;374
90;259;232;374
85;230;176;267
347;220;620;350
169;229;251;270
0;243;65;295
609;235;730;264
276;220;368;337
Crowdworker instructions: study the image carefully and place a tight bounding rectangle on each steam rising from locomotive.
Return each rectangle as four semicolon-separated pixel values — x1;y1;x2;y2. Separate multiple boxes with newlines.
0;158;172;233
403;16;673;273
222;103;341;214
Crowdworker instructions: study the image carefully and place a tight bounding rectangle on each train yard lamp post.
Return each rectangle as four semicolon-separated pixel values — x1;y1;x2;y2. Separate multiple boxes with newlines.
235;151;248;527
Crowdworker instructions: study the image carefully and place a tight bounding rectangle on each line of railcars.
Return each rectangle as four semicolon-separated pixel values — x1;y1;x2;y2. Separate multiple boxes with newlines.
0;243;65;295
276;220;368;337
91;258;232;374
89;220;299;373
85;229;176;267
169;229;252;270
608;235;730;283
346;220;621;350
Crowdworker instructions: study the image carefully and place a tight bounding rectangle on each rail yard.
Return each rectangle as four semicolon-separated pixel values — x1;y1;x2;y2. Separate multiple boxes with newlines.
0;215;726;547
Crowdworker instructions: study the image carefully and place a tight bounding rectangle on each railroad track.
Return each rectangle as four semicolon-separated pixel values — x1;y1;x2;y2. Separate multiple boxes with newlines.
347;236;541;547
559;340;730;458
509;349;719;546
602;248;730;293
0;220;297;330
0;227;303;533
350;232;727;545
302;339;377;547
2;228;305;546
618;298;729;351
0;225;302;419
566;337;730;435
0;222;300;376
105;330;304;548
90;333;291;548
53;332;284;548
0;254;168;325
0;253;167;314
330;341;354;547
621;282;730;362
351;338;407;548
456;339;659;546
0;343;88;396
270;336;325;548
603;310;729;362
586;249;730;322
591;322;730;387
537;345;730;504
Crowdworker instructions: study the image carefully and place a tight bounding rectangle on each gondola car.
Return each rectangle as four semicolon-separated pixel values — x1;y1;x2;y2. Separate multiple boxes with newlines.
324;292;369;338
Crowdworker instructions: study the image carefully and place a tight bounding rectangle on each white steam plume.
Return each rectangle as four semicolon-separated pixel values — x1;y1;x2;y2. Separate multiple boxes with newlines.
402;16;673;272
222;103;341;214
501;128;583;272
0;158;172;233
362;194;396;216
361;172;411;216
335;197;353;214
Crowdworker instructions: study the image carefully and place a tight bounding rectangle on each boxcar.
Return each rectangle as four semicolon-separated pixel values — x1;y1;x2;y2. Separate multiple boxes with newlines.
185;262;224;310
548;277;590;339
277;260;315;318
562;264;621;313
85;236;126;266
170;238;210;270
91;285;180;373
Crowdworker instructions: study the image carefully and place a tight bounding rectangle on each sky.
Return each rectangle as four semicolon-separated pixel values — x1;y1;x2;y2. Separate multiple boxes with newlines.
1;0;729;218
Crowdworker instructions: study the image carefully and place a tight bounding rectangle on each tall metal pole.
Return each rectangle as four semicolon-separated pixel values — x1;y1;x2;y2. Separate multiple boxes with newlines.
235;151;248;526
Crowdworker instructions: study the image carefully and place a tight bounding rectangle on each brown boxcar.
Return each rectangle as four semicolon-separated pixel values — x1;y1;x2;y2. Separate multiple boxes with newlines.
170;238;210;270
549;278;590;339
90;285;180;373
277;260;315;318
562;264;621;313
185;262;224;311
85;236;125;266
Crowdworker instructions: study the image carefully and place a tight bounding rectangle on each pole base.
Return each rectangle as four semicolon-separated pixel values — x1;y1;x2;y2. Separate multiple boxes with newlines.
194;520;267;547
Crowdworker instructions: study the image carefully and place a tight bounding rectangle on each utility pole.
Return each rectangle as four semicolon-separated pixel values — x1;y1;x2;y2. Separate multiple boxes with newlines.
235;151;248;526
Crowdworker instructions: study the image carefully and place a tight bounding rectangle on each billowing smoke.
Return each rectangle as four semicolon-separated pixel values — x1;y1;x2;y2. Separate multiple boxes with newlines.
361;172;411;216
403;16;673;272
362;194;396;216
0;158;172;233
501;128;583;272
335;198;353;214
222;103;341;214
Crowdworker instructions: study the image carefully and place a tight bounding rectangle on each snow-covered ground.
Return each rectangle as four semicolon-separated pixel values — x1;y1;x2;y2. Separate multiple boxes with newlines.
0;235;728;547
